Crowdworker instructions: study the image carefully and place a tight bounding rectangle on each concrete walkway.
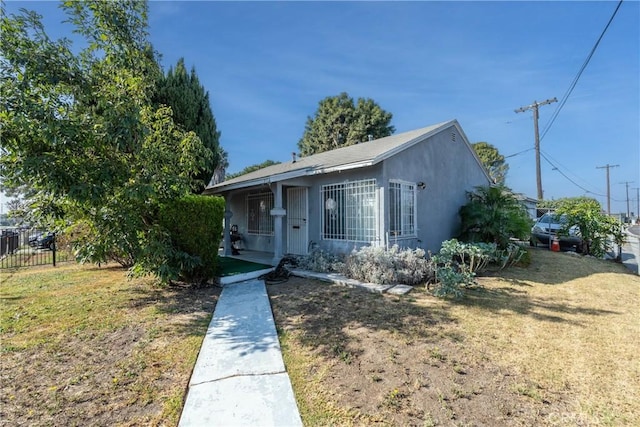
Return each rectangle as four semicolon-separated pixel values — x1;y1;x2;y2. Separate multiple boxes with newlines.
179;279;302;427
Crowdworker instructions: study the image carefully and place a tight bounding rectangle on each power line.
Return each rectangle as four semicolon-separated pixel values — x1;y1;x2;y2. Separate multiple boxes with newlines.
504;147;534;159
540;151;605;197
542;149;604;191
515;0;626;203
540;152;626;204
539;0;624;141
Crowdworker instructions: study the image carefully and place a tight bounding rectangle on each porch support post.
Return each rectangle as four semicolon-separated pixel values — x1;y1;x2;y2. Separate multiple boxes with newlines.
270;182;286;265
223;196;234;257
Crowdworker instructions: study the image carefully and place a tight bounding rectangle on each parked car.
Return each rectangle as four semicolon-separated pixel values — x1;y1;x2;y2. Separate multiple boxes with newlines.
529;213;582;252
28;232;55;250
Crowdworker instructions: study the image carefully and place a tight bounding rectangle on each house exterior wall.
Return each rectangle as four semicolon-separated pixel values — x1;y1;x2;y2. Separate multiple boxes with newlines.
303;165;384;255
302;123;489;256
381;124;491;254
224;187;276;253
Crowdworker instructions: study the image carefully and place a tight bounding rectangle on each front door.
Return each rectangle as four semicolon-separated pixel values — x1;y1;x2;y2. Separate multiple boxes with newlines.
287;187;308;255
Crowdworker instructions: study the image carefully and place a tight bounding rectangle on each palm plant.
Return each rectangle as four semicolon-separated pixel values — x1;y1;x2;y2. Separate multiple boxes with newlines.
458;185;532;249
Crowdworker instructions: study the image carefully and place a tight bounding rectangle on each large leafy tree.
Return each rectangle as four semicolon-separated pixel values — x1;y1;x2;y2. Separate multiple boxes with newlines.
458;185;531;249
153;58;223;193
297;92;395;156
0;1;210;275
471;142;508;185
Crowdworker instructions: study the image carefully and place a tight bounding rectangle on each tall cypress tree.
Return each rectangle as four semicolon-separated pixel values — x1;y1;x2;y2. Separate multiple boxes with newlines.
154;58;224;192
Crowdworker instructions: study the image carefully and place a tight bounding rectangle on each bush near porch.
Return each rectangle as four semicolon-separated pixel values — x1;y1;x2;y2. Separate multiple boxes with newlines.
158;195;225;283
295;240;527;298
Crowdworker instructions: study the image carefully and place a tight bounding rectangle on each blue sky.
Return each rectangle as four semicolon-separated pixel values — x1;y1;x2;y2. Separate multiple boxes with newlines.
3;1;639;216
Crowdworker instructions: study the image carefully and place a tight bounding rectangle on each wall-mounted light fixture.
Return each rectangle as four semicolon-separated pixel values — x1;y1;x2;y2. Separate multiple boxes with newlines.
417;182;426;190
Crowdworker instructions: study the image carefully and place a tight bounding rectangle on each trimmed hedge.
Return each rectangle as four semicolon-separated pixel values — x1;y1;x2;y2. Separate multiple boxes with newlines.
159;194;224;282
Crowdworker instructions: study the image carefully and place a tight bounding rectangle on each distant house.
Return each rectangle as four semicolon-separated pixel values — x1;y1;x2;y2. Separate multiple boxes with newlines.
514;194;539;219
204;119;492;264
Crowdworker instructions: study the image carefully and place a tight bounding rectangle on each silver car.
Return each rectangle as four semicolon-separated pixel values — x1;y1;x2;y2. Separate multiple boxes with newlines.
529;213;582;252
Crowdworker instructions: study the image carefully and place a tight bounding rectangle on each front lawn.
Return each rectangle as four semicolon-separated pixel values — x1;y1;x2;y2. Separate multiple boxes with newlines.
2;249;637;426
270;249;640;426
0;263;219;426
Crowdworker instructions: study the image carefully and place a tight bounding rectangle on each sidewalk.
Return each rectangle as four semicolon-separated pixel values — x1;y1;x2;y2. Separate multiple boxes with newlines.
179;279;302;426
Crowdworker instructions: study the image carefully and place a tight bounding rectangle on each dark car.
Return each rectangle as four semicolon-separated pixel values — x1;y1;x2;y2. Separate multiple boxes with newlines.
529;213;582;252
28;232;55;250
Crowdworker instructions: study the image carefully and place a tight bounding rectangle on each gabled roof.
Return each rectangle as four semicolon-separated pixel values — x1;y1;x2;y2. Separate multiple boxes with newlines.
204;119;466;194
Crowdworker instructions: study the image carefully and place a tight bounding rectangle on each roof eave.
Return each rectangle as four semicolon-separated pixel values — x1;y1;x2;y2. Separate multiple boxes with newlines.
313;160;376;174
204;168;311;194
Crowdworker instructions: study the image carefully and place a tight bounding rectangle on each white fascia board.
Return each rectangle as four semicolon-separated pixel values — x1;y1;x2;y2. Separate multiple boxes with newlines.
312;160;376;175
207;169;310;194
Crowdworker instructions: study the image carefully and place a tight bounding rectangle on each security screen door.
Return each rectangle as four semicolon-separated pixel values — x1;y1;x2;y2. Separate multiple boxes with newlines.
287;187;308;255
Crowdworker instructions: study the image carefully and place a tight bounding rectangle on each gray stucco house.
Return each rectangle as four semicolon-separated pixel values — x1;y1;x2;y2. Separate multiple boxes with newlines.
204;119;492;264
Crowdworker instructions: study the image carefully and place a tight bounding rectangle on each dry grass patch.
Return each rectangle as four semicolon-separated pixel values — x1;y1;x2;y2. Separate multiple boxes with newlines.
1;263;219;426
270;249;639;426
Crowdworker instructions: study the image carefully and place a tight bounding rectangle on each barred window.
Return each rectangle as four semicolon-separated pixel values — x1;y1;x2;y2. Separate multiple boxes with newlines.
247;192;274;235
389;181;416;237
321;179;377;242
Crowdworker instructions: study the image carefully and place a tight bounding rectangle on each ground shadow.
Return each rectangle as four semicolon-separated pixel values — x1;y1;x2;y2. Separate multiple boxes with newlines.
498;247;635;285
268;278;456;363
458;285;621;326
124;283;220;338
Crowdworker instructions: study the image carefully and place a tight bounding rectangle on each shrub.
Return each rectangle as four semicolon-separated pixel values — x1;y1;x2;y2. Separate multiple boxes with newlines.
158;195;225;283
294;249;344;273
432;266;469;298
492;242;527;269
437;239;493;274
429;239;523;298
128;224;200;283
551;197;627;258
342;245;433;286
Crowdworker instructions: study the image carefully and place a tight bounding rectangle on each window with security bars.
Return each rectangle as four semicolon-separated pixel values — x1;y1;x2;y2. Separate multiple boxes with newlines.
321;179;377;242
247;192;274;235
389;181;416;237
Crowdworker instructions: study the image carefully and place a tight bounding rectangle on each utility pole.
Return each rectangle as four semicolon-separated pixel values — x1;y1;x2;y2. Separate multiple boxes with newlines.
515;97;557;200
620;181;634;219
596;164;619;215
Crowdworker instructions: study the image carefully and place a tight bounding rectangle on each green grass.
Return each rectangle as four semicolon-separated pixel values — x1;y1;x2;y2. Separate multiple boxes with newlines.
217;256;272;277
0;263;219;426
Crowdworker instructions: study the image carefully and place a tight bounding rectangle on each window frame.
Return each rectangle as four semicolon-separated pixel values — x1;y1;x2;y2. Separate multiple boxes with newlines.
388;179;417;238
320;179;378;242
246;191;274;236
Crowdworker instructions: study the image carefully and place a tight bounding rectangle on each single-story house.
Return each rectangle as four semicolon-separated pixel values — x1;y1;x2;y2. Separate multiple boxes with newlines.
204;119;492;264
514;194;539;219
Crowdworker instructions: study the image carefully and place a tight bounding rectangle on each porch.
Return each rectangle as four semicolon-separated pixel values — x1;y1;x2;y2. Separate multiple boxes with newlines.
218;249;277;267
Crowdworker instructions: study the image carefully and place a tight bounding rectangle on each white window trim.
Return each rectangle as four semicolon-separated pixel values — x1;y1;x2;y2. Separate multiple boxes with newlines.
389;179;417;238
